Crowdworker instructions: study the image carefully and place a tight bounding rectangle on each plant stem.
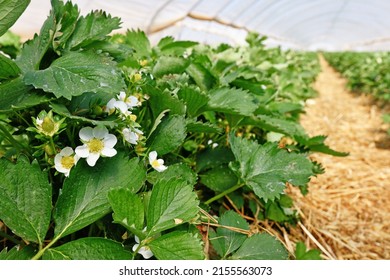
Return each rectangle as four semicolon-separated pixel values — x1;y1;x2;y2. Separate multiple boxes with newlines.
49;137;56;154
0;230;24;245
204;183;245;205
0;123;31;154
31;235;62;260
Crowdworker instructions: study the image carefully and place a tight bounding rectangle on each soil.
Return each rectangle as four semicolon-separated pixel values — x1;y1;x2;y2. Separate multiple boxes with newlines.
286;54;390;259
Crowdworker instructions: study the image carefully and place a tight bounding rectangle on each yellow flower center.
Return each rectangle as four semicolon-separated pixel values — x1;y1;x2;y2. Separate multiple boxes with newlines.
42;116;56;135
88;138;104;153
151;160;161;169
133;73;142;82
61;156;75;169
130;114;137;121
139;59;148;67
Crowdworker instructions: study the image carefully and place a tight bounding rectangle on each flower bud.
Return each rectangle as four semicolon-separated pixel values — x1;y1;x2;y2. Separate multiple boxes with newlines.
35;110;63;137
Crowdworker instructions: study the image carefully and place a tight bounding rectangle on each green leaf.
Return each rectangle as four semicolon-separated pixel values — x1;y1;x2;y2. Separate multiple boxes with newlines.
66;10;121;50
186;62;215;91
195;147;235;172
247;115;348;156
0;77;51;112
0;53;20;80
53;153;145;239
229;133;313;201
15;10;56;72
147;178;199;235
267;101;303;115
152;56;189;78
200;166;238;193
149;231;204;260
298;135;349;157
248;114;308;139
50;103;117;128
146;86;186;117
0;31;21;58
295;242;322;260
186;120;222;134
51;0;79;51
231;233;288;260
43;238;132;260
177;86;209;117
159;40;198;56
0;245;36;260
147;109;169;138
147;114;187;156
209;211;249;258
0;0;30;37
123;157;147;192
147;163;197;186
265;201;289;222
207;87;258;116
24;51;124;100
123;29;151;58
0;157;51;245
108;188;144;232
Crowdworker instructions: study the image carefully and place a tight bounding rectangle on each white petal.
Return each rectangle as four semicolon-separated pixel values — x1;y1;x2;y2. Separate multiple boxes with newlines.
149;151;157;163
132;243;139;252
79;127;93;141
138;247;154;259
55;164;68;174
104;134;117;148
73;154;80;165
117;91;126;101
127;96;140;108
124;131;138;144
115;101;128;114
60;147;74;156
54;159;70;175
86;153;100;166
105;98;116;113
155;164;168;172
101;147;117;157
54;153;62;166
134;235;140;244
75;145;89;158
93;126;108;139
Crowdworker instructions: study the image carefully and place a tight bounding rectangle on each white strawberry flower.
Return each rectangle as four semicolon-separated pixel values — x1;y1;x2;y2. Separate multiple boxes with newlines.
105;98;128;115
132;234;154;259
122;127;143;145
148;151;167;172
75;126;117;167
54;147;79;177
117;91;141;109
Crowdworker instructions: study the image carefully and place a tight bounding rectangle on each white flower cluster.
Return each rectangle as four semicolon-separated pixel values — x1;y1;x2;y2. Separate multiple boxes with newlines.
54;126;118;175
105;91;144;146
105;91;141;117
53;91;167;177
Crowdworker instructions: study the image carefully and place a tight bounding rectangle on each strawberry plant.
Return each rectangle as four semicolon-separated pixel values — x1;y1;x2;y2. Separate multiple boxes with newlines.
0;0;339;260
324;51;390;101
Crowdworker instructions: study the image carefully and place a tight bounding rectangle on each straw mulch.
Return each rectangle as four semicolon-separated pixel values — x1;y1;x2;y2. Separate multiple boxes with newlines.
273;54;390;259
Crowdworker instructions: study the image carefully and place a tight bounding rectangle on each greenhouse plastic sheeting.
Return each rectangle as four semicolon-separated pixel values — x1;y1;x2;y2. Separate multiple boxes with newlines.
9;0;390;50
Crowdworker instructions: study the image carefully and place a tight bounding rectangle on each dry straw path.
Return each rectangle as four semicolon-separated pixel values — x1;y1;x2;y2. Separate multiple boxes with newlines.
286;55;390;259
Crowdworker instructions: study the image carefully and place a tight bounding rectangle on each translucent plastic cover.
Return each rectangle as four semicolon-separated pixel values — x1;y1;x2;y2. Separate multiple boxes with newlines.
10;0;390;50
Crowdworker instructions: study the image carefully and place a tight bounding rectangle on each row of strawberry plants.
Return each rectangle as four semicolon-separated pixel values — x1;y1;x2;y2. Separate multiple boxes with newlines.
0;0;343;260
324;51;390;101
